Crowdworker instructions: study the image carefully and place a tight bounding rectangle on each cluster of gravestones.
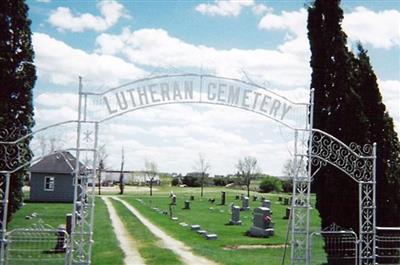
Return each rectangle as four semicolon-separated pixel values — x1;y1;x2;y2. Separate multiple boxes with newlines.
229;193;274;238
278;196;292;219
168;193;218;240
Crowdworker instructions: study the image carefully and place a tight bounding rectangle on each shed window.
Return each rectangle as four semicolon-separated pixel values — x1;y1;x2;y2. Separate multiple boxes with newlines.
44;176;55;191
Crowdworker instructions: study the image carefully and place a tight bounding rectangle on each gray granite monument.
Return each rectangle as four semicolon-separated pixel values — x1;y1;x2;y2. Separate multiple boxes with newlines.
248;207;274;237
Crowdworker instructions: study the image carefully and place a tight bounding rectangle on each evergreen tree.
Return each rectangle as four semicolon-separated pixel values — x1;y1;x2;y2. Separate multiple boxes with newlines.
0;0;36;225
355;45;400;227
307;0;370;233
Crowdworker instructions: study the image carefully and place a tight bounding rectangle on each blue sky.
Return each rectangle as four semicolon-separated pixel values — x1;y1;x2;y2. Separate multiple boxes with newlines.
27;0;399;175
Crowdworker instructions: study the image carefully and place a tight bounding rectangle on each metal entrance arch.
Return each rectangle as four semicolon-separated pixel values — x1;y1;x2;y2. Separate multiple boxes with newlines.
0;74;376;265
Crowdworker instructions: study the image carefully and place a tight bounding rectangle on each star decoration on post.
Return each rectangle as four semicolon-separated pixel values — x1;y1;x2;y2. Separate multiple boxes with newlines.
83;130;92;142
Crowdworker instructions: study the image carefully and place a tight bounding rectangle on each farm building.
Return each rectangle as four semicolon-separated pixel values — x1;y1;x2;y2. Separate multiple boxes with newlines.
100;170;160;186
29;151;85;202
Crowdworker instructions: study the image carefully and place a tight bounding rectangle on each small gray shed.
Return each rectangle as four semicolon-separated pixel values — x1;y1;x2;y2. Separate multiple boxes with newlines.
29;151;85;202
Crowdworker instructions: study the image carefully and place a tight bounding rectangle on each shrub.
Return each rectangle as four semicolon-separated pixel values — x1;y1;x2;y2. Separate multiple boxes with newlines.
182;175;202;187
171;178;179;186
282;179;293;193
259;176;282;193
213;176;234;186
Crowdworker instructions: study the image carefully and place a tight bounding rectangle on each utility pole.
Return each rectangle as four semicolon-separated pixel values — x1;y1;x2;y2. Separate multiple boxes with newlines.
119;147;124;195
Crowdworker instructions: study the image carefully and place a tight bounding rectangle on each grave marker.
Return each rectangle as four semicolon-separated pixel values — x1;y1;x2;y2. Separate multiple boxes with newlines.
262;200;271;208
241;196;250;211
221;191;226;205
228;205;242;225
283;197;289;205
66;213;72;235
284;207;291;219
248;207;274;237
183;200;191;210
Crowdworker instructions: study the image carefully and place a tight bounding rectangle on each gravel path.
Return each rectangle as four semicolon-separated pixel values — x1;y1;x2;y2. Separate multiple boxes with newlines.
102;197;146;265
113;197;219;265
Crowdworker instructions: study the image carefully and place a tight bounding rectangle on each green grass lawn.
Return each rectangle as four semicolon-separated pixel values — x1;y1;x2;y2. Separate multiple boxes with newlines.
8;187;326;265
112;199;183;265
7;198;124;265
92;198;124;265
116;188;323;265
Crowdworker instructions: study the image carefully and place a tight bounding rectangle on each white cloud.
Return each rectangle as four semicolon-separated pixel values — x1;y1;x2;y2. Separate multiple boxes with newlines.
258;8;309;58
34;91;294;175
379;80;400;130
37;0;51;3
252;4;273;16
95;28;310;87
258;6;400;55
33;32;146;86
195;0;254;17
343;7;400;49
48;0;128;32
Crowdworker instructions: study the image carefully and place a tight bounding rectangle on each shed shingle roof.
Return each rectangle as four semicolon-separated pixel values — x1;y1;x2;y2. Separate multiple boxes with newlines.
29;151;85;174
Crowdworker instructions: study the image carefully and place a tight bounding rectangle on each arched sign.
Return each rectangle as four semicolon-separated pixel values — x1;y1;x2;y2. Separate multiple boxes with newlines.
83;74;309;130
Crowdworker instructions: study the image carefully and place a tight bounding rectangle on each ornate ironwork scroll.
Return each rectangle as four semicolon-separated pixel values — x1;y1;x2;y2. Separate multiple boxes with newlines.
307;129;376;265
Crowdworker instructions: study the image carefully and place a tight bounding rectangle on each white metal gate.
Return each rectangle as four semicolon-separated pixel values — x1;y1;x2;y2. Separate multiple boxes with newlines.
5;228;69;265
310;224;358;265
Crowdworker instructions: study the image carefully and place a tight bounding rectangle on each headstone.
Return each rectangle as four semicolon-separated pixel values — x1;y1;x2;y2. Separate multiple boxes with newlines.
221;191;226;205
262;200;271;208
284;207;291;219
171;195;177;205
190;195;195;201
228;205;242;225
191;225;201;231
205;234;218;240
183;200;191;210
172;217;179;221
241;196;250;211
66;213;72;235
253;195;258;201
283;197;289;205
248;207;274;237
235;195;240;200
54;225;67;252
179;222;188;227
197;230;207;235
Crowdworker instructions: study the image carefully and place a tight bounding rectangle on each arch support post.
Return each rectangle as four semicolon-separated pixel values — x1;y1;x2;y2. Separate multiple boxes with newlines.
69;77;98;265
290;129;313;265
358;143;376;265
0;173;11;265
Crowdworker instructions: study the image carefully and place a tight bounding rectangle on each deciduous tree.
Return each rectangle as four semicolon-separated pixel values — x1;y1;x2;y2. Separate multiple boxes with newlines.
236;156;259;197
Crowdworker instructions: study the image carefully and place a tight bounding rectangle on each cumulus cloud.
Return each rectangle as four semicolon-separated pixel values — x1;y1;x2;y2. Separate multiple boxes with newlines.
379;80;400;129
34;91;294;175
95;28;310;87
195;0;254;17
32;32;146;86
258;6;400;53
343;7;400;49
37;0;51;3
48;0;128;32
252;4;273;16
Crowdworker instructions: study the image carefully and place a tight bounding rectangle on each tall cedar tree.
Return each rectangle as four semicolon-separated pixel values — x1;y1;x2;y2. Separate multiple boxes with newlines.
308;0;371;233
0;0;36;225
355;45;400;227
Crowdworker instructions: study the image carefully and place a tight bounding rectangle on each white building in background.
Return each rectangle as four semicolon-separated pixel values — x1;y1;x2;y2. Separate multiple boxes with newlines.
99;170;160;186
